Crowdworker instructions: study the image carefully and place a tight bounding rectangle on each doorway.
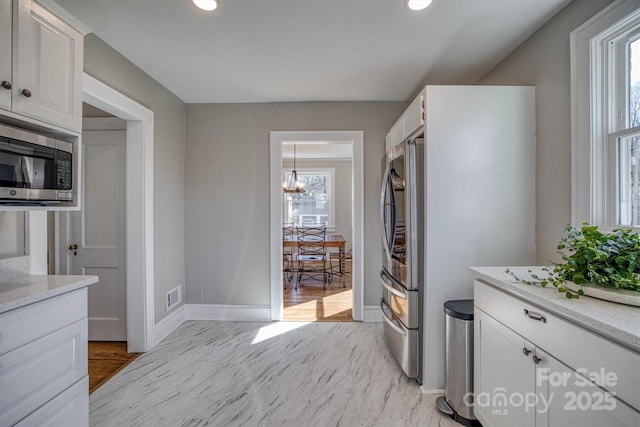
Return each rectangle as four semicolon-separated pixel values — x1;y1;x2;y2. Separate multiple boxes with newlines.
269;131;364;321
56;73;155;353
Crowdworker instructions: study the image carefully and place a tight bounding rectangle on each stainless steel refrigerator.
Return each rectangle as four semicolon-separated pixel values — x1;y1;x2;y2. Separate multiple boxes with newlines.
380;137;424;382
380;85;536;388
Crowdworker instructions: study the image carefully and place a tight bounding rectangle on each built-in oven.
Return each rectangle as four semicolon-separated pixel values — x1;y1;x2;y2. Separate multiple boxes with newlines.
0;123;74;203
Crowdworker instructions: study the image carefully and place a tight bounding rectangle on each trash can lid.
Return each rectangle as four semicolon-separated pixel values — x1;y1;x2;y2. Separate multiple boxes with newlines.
443;299;474;320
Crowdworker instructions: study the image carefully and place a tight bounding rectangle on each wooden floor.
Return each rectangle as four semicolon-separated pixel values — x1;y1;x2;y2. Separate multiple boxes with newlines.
88;342;140;394
283;265;352;322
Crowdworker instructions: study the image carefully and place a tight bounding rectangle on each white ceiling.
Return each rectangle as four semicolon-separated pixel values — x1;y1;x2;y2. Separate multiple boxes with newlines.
53;0;570;103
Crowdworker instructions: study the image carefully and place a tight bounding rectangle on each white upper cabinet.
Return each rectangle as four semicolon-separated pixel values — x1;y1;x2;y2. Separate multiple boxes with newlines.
386;90;425;151
0;0;11;111
1;0;83;132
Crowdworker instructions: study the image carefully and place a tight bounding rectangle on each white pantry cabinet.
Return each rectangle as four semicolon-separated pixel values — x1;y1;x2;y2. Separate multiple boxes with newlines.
0;288;89;427
0;0;83;132
474;280;640;427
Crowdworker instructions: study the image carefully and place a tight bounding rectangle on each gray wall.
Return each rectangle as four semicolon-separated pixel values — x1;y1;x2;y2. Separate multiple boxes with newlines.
185;102;404;306
83;34;187;323
283;159;353;252
0;212;25;259
477;0;614;264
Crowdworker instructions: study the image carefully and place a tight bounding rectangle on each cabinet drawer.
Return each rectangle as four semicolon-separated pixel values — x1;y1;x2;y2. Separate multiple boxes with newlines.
0;319;87;426
0;288;87;355
15;376;88;427
475;280;640;411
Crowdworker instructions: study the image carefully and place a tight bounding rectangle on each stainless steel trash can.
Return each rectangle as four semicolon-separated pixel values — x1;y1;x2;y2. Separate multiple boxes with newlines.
436;299;481;427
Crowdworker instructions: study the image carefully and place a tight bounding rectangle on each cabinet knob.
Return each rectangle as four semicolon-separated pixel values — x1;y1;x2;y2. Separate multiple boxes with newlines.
522;347;531;356
532;355;542;364
21;89;32;98
1;80;11;90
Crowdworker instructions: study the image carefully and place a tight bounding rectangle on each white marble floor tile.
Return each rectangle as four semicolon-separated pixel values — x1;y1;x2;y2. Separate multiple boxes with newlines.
90;321;463;427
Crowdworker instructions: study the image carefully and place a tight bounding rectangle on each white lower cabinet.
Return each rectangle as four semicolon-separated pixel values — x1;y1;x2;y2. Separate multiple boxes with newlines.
0;288;88;427
474;280;640;427
536;347;637;427
474;310;535;426
15;376;88;427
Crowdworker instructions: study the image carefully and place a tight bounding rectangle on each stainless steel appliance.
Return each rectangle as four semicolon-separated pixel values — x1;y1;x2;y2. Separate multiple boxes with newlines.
380;137;424;382
0;123;75;204
436;299;480;427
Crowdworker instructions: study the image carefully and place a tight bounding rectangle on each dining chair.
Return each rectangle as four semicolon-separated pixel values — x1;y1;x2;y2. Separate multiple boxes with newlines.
329;247;351;288
296;225;331;288
283;223;295;288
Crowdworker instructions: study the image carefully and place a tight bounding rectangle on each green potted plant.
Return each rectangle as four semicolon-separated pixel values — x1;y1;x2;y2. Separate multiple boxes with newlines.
507;223;640;299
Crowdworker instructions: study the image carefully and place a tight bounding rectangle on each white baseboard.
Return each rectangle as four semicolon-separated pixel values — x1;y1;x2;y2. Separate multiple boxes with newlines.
154;304;186;346
421;386;445;395
185;303;271;321
363;305;382;322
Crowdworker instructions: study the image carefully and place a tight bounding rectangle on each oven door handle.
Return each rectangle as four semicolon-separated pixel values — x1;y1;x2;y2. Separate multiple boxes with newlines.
380;269;407;299
380;298;406;336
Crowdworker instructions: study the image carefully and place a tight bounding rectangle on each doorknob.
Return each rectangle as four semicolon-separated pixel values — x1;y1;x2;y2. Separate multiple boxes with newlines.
68;244;78;256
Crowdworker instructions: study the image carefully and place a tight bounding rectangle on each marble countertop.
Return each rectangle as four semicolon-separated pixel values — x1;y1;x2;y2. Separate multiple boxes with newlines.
0;275;99;314
470;266;640;354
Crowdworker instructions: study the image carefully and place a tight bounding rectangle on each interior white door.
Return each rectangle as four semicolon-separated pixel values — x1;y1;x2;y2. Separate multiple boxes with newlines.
69;126;126;341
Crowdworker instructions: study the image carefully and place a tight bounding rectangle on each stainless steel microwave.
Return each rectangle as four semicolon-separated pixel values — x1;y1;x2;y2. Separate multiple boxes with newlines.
0;123;75;204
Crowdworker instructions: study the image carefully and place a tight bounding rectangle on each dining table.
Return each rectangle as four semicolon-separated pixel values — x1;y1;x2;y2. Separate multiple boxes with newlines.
283;234;347;286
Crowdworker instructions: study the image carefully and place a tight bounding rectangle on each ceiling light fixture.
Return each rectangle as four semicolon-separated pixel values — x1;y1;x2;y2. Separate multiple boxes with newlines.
193;0;218;11
283;145;305;194
406;0;432;11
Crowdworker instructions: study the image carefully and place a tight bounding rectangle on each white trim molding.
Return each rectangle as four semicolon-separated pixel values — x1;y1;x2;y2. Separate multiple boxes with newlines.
363;305;383;322
154;305;187;346
185;304;271;321
83;73;155;353
270;131;365;321
420;387;445;395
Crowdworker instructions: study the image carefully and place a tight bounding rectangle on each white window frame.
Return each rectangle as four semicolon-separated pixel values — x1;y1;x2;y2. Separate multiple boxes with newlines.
281;167;336;231
571;0;640;230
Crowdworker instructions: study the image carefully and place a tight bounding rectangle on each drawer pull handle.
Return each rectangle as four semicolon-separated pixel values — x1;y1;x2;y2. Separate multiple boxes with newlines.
522;347;531;356
532;355;542;365
523;309;546;323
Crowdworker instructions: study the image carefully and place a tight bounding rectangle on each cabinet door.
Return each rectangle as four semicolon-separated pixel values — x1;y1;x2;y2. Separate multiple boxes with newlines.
15;376;88;427
0;0;11;110
13;0;82;131
0;319;87;426
475;309;536;427
535;347;640;427
403;92;424;138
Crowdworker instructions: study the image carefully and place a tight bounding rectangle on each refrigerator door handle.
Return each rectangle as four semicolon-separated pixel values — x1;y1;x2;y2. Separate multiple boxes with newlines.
380;162;394;264
380;269;407;299
380;298;406;336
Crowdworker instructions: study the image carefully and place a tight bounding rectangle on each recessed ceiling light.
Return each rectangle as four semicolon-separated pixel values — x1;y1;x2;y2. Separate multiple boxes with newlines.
406;0;432;11
193;0;218;11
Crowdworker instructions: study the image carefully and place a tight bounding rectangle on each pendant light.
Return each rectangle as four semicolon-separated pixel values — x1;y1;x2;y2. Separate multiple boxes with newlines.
283;145;305;193
193;0;218;11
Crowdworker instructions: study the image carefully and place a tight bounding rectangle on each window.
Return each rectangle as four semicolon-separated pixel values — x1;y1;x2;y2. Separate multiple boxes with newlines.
282;168;335;228
571;1;640;229
607;21;640;227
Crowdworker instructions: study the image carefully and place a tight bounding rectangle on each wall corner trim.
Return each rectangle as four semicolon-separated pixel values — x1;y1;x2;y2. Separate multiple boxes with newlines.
154;305;187;346
363;305;383;322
